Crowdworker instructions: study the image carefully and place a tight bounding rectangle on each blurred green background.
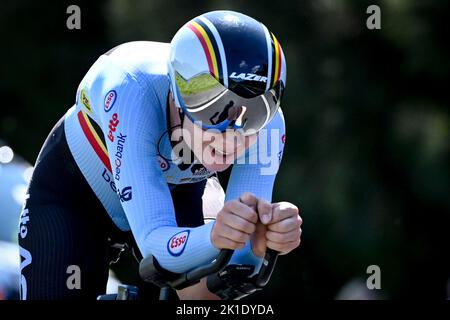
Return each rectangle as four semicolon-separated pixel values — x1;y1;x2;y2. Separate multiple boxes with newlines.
0;0;448;299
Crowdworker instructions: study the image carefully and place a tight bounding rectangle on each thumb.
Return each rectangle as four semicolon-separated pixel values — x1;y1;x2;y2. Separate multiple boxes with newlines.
239;192;258;210
257;198;272;225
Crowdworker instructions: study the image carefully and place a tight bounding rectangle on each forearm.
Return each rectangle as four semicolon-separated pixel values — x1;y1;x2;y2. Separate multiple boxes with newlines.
141;223;220;274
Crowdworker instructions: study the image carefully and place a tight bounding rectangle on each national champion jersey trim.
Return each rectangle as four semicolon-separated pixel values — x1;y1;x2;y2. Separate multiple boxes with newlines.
77;110;112;173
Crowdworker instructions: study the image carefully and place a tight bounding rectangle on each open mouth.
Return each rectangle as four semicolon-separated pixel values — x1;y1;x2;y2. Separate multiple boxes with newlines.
210;146;235;163
214;148;232;156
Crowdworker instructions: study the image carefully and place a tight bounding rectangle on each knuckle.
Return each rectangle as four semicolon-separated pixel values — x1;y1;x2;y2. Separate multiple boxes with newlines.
236;219;248;231
240;192;251;201
225;200;236;210
237;232;247;242
216;213;226;225
267;231;279;242
246;222;256;234
211;234;220;246
249;211;258;223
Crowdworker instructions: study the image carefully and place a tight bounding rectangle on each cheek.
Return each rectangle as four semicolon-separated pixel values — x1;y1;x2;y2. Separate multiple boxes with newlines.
233;145;247;161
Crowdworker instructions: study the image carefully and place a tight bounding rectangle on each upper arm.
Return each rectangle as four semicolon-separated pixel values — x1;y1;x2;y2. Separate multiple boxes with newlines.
87;62;220;273
89;65;178;250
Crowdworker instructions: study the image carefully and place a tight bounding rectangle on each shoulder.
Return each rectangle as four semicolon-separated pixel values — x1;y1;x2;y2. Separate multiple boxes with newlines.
77;41;171;118
105;41;170;78
103;41;171;110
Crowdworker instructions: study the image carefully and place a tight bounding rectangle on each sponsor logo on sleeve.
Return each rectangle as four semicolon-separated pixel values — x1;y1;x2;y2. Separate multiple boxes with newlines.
19;194;32;300
80;89;92;113
158;156;170;172
114;133;127;181
118;186;132;202
102;168;117;193
104;90;117;112
190;164;210;176
108;113;119;142
167;230;190;256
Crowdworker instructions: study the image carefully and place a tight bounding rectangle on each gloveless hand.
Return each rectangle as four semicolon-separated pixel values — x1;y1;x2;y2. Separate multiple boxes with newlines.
239;193;302;256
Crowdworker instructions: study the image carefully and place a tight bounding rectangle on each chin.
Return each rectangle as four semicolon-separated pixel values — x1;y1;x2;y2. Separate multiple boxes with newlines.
203;163;232;172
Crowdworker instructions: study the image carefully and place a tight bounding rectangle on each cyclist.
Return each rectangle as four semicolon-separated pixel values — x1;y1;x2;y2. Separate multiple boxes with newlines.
18;10;302;300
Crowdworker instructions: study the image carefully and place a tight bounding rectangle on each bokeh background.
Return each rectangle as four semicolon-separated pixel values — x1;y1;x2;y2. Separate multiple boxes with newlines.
0;0;448;299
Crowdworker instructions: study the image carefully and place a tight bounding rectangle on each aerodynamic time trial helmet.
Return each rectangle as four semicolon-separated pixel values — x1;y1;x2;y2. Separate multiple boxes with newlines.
168;10;287;136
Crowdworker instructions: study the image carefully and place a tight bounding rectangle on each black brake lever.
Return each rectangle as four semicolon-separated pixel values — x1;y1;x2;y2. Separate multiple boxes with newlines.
253;248;279;287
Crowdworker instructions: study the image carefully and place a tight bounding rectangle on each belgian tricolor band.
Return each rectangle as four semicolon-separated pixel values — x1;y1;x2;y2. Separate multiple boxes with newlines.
270;32;283;88
186;19;224;83
77;110;112;173
186;17;283;91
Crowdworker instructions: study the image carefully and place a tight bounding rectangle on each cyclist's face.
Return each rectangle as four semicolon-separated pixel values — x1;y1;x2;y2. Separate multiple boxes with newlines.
182;115;257;172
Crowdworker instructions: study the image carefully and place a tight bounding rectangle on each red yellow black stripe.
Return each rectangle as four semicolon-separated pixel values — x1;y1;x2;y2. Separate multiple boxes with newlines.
270;32;283;88
77;110;112;173
187;20;223;82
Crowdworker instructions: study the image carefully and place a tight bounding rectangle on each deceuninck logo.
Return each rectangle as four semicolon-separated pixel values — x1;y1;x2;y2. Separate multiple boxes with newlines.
167;230;190;256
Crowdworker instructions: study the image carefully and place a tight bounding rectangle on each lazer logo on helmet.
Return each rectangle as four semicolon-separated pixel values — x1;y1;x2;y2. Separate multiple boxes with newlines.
104;90;117;112
108;113;119;142
230;72;268;83
167;230;190;256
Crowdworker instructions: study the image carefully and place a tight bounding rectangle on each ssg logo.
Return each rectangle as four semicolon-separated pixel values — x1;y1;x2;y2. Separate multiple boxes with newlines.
167;230;190;256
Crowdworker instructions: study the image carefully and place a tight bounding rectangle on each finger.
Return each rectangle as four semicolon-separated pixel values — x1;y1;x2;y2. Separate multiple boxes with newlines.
271;202;300;223
239;192;258;210
219;224;251;243
267;216;302;233
257;198;273;225
266;238;301;254
266;228;301;243
218;212;257;234
213;235;246;250
224;200;258;223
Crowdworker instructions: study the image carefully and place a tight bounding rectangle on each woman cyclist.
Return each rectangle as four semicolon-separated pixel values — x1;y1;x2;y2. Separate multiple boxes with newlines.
19;10;302;300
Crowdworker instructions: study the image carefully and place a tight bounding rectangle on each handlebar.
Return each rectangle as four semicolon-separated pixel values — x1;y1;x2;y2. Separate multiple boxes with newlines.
206;248;279;300
139;248;279;300
139;249;233;290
